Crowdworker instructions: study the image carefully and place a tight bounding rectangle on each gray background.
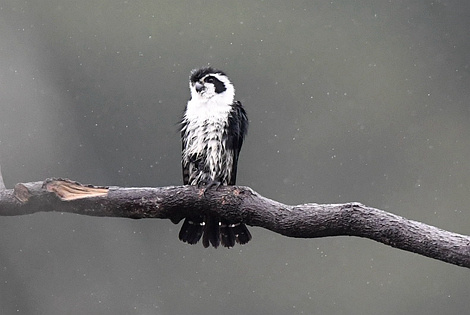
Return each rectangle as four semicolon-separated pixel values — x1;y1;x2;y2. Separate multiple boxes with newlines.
1;0;469;314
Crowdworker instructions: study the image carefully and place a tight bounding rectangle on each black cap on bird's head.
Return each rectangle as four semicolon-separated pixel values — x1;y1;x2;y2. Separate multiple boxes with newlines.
190;67;226;83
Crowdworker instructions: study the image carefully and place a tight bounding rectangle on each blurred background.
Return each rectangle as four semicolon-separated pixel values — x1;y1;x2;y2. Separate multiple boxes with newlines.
1;0;469;314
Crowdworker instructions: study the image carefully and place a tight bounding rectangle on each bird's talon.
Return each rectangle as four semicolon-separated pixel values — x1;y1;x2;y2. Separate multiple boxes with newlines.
203;180;222;196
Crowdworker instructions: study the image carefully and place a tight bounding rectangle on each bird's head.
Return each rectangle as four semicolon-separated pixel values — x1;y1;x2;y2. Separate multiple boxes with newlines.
189;67;235;104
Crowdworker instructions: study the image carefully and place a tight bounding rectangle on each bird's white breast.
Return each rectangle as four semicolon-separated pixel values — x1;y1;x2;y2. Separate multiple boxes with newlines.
182;97;234;184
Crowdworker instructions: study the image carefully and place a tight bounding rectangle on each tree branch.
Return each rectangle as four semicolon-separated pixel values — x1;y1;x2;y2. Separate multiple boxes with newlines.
0;178;469;268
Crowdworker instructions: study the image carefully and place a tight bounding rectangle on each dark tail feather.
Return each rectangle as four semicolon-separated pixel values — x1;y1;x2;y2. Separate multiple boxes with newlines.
179;217;204;245
202;215;220;248
232;223;252;245
179;216;251;248
220;219;236;248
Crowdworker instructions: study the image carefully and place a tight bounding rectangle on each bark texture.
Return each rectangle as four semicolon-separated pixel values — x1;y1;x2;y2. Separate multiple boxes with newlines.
0;178;468;268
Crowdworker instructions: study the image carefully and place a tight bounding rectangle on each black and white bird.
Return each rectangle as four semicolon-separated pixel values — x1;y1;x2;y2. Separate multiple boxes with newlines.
179;67;251;248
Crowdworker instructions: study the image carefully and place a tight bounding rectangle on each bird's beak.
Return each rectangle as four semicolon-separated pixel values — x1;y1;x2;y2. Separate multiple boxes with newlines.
195;82;204;93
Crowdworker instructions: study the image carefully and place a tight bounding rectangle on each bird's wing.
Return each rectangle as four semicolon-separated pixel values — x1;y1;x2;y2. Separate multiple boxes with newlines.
227;101;248;185
181;119;190;185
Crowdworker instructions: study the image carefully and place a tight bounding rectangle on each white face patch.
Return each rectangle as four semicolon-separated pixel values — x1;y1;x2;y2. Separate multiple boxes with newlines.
189;73;235;106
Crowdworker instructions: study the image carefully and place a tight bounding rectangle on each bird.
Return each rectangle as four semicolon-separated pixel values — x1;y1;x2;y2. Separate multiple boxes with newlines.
178;67;251;248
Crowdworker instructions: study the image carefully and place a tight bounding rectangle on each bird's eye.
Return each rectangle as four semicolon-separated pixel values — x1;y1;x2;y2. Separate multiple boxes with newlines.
205;77;214;83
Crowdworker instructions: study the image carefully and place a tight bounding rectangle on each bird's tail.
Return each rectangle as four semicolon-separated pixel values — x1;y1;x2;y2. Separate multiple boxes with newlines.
178;216;204;245
179;215;251;248
220;219;251;247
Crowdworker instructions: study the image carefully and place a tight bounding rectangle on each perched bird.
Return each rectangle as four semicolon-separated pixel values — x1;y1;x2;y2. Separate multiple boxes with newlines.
179;67;251;248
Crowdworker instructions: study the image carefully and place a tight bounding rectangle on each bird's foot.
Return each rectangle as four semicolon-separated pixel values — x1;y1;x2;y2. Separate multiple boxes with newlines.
202;180;222;196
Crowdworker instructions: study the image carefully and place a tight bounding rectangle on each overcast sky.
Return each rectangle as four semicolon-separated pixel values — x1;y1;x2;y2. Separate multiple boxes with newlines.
1;1;469;314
